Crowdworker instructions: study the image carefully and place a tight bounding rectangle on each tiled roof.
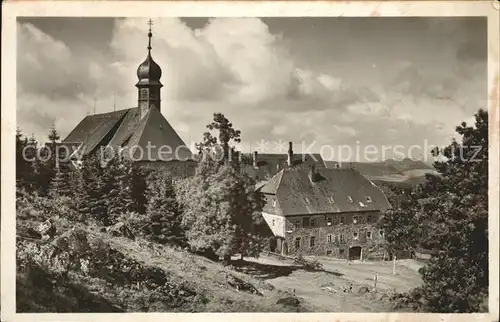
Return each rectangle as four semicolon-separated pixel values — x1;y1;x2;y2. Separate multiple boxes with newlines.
127;107;194;161
262;167;392;215
63;109;129;154
107;108;142;149
62;107;193;161
242;153;325;180
259;170;283;194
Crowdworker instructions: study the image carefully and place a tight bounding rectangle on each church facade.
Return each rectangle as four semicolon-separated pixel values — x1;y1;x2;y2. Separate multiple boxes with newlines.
62;25;195;178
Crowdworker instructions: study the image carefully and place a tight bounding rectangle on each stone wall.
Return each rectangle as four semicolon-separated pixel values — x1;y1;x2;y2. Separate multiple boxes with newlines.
282;211;386;259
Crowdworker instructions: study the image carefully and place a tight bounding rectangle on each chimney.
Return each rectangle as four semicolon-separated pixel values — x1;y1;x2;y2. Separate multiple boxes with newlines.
287;141;294;167
309;165;318;182
253;151;258;168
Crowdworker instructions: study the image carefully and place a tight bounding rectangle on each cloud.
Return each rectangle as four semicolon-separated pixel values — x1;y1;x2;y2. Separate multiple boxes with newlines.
16;17;486;161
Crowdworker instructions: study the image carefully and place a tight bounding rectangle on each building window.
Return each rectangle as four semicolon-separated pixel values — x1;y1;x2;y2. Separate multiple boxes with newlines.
272;219;275;226
294;219;301;228
339;233;345;243
302;217;310;227
366;231;372;239
255;175;260;181
327;217;332;226
295;237;301;249
367;215;372;223
359;201;366;208
328;196;335;203
352;216;359;224
326;250;332;256
305;197;310;204
366;196;373;202
311;219;316;227
347;196;353;203
353;231;359;240
340;216;345;224
272;199;277;207
310;236;316;247
327;234;333;244
379;230;385;238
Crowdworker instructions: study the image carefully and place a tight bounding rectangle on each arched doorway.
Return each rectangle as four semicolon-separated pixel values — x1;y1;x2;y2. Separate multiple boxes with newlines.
348;246;362;260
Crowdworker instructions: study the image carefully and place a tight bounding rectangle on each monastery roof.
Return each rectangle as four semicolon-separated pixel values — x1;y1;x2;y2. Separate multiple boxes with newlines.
241;152;325;180
259;167;392;215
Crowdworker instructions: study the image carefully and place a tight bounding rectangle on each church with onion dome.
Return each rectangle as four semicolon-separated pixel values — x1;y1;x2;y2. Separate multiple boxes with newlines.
62;21;195;177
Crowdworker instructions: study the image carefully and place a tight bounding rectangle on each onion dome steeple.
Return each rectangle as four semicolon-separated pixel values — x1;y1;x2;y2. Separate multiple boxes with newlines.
136;19;163;86
136;19;162;119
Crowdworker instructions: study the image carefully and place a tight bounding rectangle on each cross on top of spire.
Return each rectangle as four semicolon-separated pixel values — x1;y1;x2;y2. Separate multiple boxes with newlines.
147;18;153;51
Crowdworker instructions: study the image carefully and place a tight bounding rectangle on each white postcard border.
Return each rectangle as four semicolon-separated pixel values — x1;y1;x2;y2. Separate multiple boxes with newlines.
1;1;499;322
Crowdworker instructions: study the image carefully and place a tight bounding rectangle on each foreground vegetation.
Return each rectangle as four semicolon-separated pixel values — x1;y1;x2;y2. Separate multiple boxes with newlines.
379;109;489;312
16;190;303;312
15;110;489;313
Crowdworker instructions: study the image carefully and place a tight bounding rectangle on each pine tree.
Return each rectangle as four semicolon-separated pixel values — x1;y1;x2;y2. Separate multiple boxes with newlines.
416;109;488;312
381;109;488;312
49;164;71;198
26;134;46;194
146;173;184;244
105;157;134;221
44;123;61;183
129;162;148;214
16;128;31;190
76;154;109;225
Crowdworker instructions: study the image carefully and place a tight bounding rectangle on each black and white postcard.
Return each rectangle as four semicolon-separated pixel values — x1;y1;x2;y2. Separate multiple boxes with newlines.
1;1;499;322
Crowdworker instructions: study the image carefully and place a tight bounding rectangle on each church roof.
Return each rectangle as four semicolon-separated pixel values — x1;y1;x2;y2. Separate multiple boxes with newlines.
64;110;129;154
62;108;193;161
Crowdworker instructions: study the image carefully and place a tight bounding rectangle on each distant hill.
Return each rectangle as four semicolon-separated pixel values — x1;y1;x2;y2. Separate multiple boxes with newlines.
324;158;437;187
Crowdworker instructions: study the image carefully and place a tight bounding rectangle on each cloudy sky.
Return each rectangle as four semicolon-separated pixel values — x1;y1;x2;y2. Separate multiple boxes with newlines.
17;17;487;161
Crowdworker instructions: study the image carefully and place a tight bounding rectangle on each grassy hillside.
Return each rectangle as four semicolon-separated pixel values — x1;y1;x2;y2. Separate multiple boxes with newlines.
16;193;420;313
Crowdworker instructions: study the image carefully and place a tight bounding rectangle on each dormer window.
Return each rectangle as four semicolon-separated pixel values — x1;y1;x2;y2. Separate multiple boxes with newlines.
366;196;373;203
327;196;335;203
305;197;310;204
347;196;353;203
359;202;366;208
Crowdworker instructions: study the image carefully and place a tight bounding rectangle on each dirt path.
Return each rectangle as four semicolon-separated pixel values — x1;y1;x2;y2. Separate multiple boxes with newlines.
243;254;423;312
311;257;423;293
